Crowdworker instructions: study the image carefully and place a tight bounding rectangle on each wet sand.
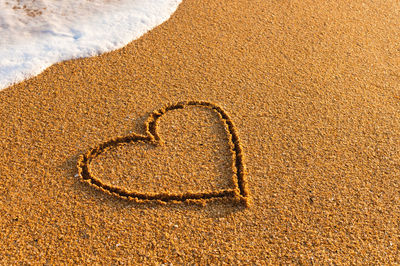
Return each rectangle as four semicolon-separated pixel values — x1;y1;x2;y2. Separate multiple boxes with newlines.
1;0;399;263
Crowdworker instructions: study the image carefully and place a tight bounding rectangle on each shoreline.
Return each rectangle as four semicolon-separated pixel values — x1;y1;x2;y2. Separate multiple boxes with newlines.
1;0;399;263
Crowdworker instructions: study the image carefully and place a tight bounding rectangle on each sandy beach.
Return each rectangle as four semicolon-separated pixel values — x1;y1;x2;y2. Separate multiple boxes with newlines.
1;0;399;263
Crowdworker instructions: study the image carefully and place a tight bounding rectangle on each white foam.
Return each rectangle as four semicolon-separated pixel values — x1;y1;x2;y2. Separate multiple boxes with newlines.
0;0;182;90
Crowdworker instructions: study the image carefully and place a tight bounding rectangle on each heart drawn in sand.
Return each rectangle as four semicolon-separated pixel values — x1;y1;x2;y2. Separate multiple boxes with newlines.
77;101;249;205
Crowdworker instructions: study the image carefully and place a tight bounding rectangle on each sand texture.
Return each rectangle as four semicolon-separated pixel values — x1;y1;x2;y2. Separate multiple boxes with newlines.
1;0;400;264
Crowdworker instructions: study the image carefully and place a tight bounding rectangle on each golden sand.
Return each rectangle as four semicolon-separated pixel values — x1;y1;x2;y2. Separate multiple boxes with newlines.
1;0;399;263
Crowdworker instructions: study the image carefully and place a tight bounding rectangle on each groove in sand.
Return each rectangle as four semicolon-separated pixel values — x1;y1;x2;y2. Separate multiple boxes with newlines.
77;101;250;205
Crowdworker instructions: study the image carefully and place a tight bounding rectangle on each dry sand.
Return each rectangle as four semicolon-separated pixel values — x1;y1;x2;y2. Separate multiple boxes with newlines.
1;0;400;263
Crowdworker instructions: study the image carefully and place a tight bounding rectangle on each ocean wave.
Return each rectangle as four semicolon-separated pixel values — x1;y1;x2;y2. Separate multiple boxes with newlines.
0;0;182;90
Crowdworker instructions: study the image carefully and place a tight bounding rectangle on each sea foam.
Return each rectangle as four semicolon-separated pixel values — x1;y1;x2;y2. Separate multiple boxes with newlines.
0;0;182;90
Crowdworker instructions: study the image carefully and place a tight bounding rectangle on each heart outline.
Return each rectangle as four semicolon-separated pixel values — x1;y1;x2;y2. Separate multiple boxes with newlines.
77;101;249;205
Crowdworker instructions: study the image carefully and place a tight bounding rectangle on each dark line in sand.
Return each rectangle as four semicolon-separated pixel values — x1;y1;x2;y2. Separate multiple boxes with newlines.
76;101;249;205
